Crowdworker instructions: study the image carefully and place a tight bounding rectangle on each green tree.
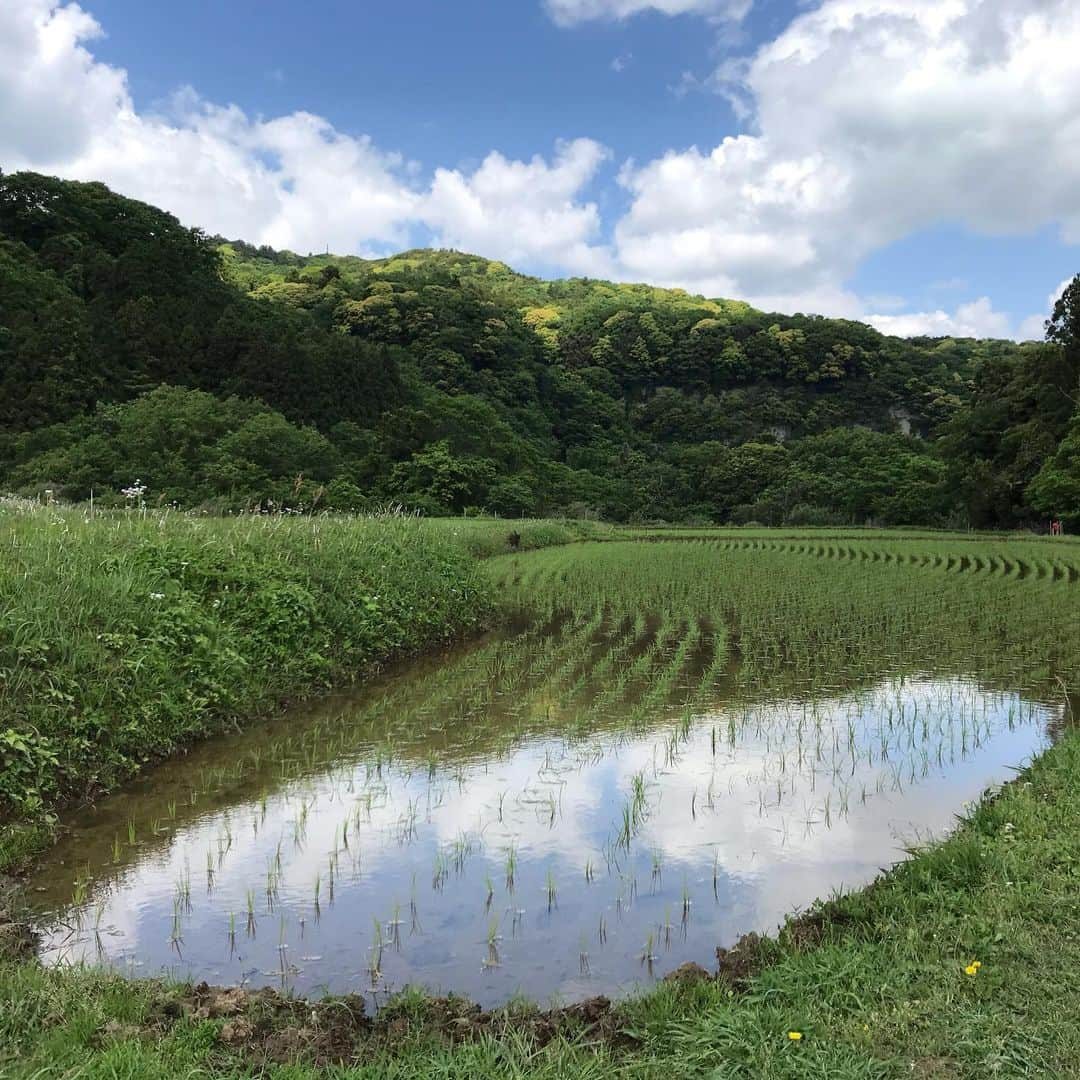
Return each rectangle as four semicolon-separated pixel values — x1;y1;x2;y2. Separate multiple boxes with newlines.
1027;414;1080;527
704;443;791;519
1046;275;1080;355
389;441;497;513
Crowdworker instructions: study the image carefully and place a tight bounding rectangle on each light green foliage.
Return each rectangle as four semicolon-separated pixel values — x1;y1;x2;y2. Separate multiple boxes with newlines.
389;440;498;514
429;517;615;558
7;171;1077;527
9;386;341;510
1027;413;1080;527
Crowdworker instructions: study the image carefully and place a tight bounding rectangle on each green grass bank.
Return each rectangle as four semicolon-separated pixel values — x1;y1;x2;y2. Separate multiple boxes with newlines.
0;505;612;865
2;512;1079;1078
1;731;1077;1078
0;510;446;849
0;507;478;825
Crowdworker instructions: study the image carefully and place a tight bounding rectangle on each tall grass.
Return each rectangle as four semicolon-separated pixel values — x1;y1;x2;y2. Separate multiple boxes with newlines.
0;505;493;821
426;517;616;558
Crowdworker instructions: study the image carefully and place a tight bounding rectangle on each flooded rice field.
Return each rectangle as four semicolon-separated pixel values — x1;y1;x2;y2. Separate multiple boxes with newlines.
27;541;1075;1008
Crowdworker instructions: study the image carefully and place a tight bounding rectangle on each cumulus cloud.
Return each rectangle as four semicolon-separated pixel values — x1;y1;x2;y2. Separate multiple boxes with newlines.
544;0;750;28
0;0;123;165
0;1;608;268
866;297;1013;340
5;0;1080;340
1016;277;1074;341
424;140;615;276
0;2;420;252
613;0;1080;333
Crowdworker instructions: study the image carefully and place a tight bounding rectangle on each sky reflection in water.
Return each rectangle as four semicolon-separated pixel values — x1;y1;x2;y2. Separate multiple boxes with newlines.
30;637;1053;1008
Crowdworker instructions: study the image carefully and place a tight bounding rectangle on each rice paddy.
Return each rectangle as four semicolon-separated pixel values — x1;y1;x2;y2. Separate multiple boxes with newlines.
23;536;1079;1011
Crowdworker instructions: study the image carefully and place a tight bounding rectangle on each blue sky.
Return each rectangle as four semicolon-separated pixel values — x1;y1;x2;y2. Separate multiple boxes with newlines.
79;0;764;167
3;0;1080;338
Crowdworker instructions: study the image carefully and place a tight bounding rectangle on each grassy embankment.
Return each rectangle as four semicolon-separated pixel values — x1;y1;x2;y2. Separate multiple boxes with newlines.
0;502;604;868
0;509;1075;1075
2;723;1078;1077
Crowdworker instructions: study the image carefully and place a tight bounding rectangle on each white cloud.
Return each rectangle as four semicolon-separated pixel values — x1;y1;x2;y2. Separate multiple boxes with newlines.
424;140;615;276
0;0;124;164
612;0;1080;332
5;0;1080;341
1016;315;1047;342
0;2;421;253
0;1;608;270
544;0;750;28
1017;277;1074;341
867;297;1012;340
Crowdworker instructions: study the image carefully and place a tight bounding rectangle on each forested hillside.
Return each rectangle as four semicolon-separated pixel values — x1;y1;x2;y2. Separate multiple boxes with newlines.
2;170;1078;526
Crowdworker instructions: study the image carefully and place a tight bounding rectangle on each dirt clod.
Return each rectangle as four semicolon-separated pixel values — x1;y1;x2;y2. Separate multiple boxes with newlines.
663;962;712;986
716;931;767;988
220;1019;254;1044
190;984;249;1018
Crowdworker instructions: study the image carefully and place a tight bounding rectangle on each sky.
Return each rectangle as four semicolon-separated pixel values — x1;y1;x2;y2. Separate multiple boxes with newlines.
2;0;1080;339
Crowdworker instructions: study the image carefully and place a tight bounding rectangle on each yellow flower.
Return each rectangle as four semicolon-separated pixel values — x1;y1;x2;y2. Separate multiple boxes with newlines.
964;963;979;976
788;1031;803;1041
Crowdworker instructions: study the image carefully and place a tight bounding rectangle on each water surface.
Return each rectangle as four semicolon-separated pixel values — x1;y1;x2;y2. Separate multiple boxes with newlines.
29;603;1056;1008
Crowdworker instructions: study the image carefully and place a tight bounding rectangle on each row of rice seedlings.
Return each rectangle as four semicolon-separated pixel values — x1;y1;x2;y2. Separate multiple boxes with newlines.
41;532;1078;982
637;617;705;713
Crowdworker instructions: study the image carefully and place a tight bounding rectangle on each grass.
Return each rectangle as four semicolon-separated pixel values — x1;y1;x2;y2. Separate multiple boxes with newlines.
427;517;616;558
0;508;483;843
0;506;613;854
2;511;1080;1076
0;505;616;869
1;732;1077;1077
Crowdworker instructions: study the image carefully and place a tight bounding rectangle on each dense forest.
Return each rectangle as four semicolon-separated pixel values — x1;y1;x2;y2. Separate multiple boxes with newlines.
2;170;1078;527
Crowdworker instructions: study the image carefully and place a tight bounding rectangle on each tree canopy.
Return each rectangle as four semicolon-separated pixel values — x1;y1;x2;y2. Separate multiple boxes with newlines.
2;171;1077;526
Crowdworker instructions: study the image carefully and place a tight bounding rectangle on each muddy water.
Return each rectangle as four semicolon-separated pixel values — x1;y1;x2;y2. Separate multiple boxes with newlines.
28;612;1056;1009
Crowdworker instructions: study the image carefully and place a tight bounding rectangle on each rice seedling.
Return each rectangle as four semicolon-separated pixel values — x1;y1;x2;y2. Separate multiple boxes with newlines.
432;851;448;892
19;526;1078;1017
368;918;384;985
174;872;191;911
245;889;257;937
639;931;656;972
483;916;501;969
